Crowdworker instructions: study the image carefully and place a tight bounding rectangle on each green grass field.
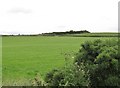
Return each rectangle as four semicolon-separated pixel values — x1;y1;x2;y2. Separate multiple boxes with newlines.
2;36;117;85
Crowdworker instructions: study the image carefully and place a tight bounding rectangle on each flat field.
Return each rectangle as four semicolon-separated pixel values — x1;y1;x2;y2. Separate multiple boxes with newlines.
2;36;117;85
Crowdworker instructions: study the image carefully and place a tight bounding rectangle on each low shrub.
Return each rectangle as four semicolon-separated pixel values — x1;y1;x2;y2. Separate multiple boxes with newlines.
75;39;119;87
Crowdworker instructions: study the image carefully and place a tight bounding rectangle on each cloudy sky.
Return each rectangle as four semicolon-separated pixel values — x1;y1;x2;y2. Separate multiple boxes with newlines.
0;0;119;35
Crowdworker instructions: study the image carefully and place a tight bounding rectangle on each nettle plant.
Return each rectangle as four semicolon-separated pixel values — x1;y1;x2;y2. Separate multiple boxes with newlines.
75;39;119;87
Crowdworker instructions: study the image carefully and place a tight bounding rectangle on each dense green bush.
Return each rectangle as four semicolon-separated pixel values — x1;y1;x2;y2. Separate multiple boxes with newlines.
45;64;88;86
45;69;64;86
75;39;119;87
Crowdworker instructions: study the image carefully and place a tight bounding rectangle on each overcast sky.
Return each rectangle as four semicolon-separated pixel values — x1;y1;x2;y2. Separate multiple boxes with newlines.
0;0;119;35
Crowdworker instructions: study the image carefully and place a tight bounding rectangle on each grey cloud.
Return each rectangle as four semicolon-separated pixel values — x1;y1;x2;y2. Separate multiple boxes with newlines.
8;8;32;14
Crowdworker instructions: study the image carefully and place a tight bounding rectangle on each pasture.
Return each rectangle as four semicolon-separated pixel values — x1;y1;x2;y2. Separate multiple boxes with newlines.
2;36;117;85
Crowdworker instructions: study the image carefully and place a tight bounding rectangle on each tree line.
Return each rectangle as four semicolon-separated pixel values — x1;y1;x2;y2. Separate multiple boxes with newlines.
42;30;90;36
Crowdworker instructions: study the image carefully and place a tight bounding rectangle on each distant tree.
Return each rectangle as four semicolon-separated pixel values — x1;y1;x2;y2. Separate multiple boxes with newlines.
42;30;90;36
69;30;74;33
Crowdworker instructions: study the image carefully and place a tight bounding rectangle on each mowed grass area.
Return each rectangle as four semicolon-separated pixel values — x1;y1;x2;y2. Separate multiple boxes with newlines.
2;36;117;85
